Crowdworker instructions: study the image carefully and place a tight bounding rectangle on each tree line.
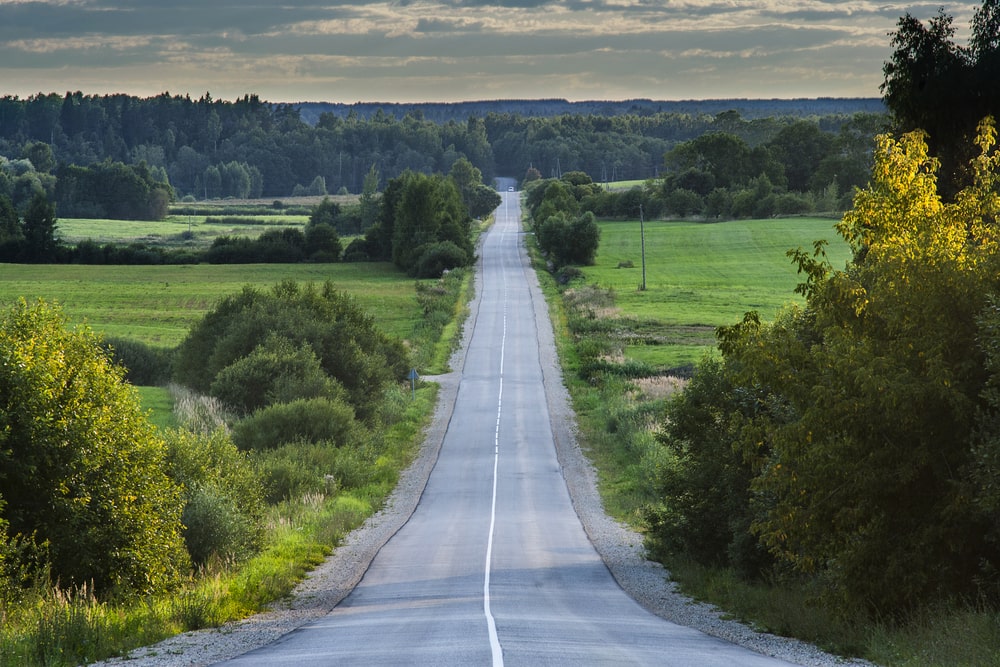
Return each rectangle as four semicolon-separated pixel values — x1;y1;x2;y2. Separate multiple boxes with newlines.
0;90;883;222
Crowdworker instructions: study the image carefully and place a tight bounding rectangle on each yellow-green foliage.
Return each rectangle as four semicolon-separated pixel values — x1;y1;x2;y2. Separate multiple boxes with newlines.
0;299;188;598
714;119;1000;615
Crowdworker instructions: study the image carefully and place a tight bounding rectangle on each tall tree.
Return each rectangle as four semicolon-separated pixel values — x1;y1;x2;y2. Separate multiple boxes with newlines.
717;120;1000;615
882;1;1000;197
21;192;57;261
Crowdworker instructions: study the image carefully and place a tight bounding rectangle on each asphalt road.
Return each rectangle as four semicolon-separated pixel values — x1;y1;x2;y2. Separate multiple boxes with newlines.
219;189;798;666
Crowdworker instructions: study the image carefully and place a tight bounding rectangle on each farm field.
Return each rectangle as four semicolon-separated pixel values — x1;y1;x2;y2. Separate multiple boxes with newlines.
585;216;853;369
0;262;421;348
57;214;309;249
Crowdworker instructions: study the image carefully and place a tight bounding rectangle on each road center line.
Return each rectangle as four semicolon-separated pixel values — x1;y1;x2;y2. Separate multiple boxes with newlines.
483;209;508;667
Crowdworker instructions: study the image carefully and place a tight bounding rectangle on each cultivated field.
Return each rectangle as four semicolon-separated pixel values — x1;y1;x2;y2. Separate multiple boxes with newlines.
585;216;853;369
0;262;420;348
56;215;309;249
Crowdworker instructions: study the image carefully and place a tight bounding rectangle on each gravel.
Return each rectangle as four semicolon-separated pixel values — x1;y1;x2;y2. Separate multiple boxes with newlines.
95;236;870;667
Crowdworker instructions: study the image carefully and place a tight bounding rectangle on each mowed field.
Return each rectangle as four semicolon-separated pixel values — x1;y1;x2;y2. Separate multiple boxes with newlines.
0;262;421;348
57;215;309;249
585;217;854;368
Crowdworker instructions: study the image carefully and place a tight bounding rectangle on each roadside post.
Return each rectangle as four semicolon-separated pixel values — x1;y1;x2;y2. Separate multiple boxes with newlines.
408;368;419;400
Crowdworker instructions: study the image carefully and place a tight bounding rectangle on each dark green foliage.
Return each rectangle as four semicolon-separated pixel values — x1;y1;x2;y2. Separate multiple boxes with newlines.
643;358;771;578
21;192;58;262
388;171;473;273
412;240;470;278
209;335;344;415
531;189;601;267
164;429;265;566
0;299;188;598
231;397;357;450
882;1;1000;198
304;204;342;260
55;160;172;220
205;228;307;263
173;280;409;421
102;336;173;386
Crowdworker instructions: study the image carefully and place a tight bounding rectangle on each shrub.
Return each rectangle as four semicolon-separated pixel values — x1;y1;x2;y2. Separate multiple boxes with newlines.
642;358;771;578
231;397;357;451
164;429;265;566
412;241;469;278
102;336;173;385
173;281;410;421
209;336;344;415
0;299;188;597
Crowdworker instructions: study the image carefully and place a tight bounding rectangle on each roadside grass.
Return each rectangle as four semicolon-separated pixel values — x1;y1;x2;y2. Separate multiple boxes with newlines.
531;217;1000;666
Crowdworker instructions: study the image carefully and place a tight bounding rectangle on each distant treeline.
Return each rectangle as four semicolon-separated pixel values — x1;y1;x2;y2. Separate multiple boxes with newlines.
0;92;886;219
297;97;886;125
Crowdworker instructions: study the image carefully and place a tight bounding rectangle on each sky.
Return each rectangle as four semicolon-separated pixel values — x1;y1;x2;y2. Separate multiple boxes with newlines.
0;1;981;104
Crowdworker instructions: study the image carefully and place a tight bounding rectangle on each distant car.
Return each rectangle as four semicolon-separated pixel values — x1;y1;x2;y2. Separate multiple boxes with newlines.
508;186;514;191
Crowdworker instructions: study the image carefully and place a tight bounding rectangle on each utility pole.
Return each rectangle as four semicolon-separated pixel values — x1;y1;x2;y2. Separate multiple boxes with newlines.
639;204;647;291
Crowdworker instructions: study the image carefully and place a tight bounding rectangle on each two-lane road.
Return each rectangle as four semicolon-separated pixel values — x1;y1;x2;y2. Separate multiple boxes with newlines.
220;191;798;666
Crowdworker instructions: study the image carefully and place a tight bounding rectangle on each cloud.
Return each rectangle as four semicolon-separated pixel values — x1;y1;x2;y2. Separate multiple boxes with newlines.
0;0;951;101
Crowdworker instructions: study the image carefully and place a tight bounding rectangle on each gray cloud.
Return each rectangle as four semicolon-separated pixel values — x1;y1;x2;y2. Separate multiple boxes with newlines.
0;0;963;101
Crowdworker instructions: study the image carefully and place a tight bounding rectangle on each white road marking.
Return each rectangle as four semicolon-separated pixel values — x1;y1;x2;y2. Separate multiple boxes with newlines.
483;196;509;667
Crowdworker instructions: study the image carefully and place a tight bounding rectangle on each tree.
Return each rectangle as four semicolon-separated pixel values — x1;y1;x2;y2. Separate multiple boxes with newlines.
359;164;381;231
22;141;55;174
0;299;188;597
389;171;472;274
173;281;410;422
21;192;58;261
882;1;1000;197
715;119;1000;615
0;194;20;244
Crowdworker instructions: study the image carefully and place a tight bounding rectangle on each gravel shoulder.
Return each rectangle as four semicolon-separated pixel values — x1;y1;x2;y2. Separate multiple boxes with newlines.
97;231;868;667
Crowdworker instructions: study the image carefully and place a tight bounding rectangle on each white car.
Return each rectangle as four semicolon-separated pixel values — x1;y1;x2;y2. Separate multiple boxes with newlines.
508;186;514;191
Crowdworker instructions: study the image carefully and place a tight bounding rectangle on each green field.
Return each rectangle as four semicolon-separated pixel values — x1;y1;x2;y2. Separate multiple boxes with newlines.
57;215;310;249
0;262;420;348
584;217;853;368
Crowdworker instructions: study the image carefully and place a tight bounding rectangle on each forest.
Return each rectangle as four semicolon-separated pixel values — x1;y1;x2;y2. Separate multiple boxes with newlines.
0;91;884;224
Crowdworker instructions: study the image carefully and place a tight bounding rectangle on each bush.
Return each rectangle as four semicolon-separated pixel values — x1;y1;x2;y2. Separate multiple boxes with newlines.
209;336;344;414
231;397;357;450
164;429;265;566
102;336;173;385
173;281;410;421
642;358;771;578
0;299;188;597
412;241;469;278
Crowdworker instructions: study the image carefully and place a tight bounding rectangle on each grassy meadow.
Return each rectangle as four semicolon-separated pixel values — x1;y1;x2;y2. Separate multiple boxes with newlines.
0;262;421;348
57;214;309;249
585;216;853;369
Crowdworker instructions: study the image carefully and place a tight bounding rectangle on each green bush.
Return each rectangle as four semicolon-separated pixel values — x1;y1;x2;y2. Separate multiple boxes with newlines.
254;438;379;503
102;336;173;385
164;429;265;566
231;397;357;451
0;299;188;598
642;358;771;578
173;281;409;422
412;240;469;278
209;336;344;414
